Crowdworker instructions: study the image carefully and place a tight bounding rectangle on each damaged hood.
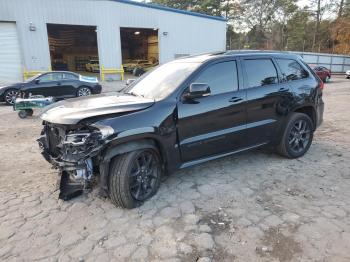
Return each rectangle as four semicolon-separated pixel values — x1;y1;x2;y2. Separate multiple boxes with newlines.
40;93;155;124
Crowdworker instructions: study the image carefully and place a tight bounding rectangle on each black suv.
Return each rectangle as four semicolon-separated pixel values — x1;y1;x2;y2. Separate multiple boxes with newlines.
38;52;324;208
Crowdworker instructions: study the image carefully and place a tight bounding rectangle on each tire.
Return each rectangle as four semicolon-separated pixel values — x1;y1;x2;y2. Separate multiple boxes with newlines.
108;149;162;209
76;86;92;97
324;76;330;83
4;89;19;105
276;113;314;158
18;110;27;119
25;109;33;116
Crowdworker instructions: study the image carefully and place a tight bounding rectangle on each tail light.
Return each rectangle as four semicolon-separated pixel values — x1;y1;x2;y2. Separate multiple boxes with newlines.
319;80;324;90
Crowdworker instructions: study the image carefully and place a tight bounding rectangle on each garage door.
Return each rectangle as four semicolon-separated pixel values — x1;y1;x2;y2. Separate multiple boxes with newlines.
0;22;22;84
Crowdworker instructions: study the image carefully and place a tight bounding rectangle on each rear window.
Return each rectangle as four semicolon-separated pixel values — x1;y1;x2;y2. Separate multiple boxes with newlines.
63;73;78;80
276;59;309;81
243;59;278;88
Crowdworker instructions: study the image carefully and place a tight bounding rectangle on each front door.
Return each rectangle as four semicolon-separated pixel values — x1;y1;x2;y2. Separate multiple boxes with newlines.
32;72;63;97
177;60;246;162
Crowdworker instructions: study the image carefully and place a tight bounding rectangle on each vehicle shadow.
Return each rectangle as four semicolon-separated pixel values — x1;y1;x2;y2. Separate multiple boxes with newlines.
136;138;341;211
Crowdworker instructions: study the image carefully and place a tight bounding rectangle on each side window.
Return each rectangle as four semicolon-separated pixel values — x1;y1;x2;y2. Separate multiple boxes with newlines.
244;59;278;88
193;61;238;95
39;73;63;82
276;59;309;81
63;73;78;80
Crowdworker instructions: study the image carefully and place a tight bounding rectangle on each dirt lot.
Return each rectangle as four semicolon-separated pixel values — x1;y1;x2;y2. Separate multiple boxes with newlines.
0;76;350;262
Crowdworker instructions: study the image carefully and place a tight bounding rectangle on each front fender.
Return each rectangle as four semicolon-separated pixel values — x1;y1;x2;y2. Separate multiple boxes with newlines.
102;139;158;162
98;135;179;196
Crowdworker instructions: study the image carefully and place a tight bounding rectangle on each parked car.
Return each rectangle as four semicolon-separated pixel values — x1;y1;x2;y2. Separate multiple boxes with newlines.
123;59;150;73
0;71;102;105
38;52;324;208
313;66;331;83
133;62;159;76
346;70;350;79
85;60;100;72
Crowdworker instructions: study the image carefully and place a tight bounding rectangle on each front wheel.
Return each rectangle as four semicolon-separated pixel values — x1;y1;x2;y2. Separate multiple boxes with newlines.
276;113;314;158
108;149;162;209
4;89;19;105
77;86;92;97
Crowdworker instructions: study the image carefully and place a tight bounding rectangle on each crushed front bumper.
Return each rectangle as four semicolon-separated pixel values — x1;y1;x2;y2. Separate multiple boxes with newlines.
37;133;95;201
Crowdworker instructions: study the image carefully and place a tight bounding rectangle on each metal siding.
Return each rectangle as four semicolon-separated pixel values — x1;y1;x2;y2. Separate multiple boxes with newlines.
295;52;350;73
0;22;22;83
0;0;226;80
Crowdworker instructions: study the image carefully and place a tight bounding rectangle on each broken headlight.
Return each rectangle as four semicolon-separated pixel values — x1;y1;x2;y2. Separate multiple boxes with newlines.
60;125;114;161
91;124;114;139
64;133;91;146
63;124;113;146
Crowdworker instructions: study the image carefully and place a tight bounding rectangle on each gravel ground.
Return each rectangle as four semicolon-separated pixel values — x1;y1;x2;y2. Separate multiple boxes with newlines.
0;76;349;262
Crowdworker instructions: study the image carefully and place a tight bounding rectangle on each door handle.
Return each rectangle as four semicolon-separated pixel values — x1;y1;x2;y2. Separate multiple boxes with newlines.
229;97;243;103
56;82;61;86
278;87;289;92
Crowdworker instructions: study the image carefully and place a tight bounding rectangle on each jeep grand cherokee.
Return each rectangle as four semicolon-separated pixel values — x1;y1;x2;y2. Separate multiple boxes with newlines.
38;51;324;209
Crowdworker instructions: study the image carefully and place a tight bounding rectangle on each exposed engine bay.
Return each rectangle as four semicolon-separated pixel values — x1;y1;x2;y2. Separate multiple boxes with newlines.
37;121;114;200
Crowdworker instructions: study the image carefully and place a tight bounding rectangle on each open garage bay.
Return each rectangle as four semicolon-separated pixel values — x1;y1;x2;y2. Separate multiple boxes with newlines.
0;77;350;261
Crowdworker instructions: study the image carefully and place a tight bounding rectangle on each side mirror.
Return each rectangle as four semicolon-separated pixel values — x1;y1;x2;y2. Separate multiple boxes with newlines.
126;79;135;86
34;79;40;84
185;83;211;99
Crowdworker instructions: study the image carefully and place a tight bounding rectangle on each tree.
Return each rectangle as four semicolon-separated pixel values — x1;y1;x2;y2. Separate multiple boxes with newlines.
151;0;350;54
151;0;195;10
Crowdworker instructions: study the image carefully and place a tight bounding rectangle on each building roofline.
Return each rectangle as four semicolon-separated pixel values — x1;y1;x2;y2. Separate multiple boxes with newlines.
113;0;227;22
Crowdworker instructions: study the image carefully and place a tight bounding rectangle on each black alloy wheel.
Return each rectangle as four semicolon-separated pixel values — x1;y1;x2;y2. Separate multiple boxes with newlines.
288;119;311;154
108;148;162;208
129;151;159;201
277;112;314;158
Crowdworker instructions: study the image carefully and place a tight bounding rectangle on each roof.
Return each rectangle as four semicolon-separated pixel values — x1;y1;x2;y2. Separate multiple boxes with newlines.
173;50;302;63
225;50;301;57
114;0;227;22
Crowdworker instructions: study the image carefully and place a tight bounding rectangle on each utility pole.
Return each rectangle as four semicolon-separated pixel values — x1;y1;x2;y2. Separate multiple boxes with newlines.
312;0;321;51
338;0;344;17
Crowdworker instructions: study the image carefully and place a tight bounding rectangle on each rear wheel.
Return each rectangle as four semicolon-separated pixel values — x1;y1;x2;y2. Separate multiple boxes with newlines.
18;110;27;119
108;149;162;209
276;113;314;158
25;109;33;116
77;86;92;97
4;89;19;105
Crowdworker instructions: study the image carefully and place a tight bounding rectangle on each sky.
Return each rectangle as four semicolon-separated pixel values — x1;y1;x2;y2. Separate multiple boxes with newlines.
134;0;336;19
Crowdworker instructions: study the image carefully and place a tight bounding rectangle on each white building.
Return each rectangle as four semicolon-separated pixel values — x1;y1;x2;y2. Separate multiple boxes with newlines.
0;0;227;83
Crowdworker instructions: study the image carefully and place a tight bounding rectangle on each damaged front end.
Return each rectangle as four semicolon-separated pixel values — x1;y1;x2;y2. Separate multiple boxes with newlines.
37;122;113;200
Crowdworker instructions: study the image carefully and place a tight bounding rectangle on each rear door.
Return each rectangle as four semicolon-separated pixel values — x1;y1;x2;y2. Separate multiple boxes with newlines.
177;59;247;162
242;57;293;147
60;72;79;97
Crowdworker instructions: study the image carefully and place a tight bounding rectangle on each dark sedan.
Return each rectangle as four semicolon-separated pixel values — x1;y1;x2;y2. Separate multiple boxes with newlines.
0;71;102;105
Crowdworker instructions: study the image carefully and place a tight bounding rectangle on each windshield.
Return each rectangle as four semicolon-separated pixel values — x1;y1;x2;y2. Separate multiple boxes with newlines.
25;74;41;82
124;62;199;100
